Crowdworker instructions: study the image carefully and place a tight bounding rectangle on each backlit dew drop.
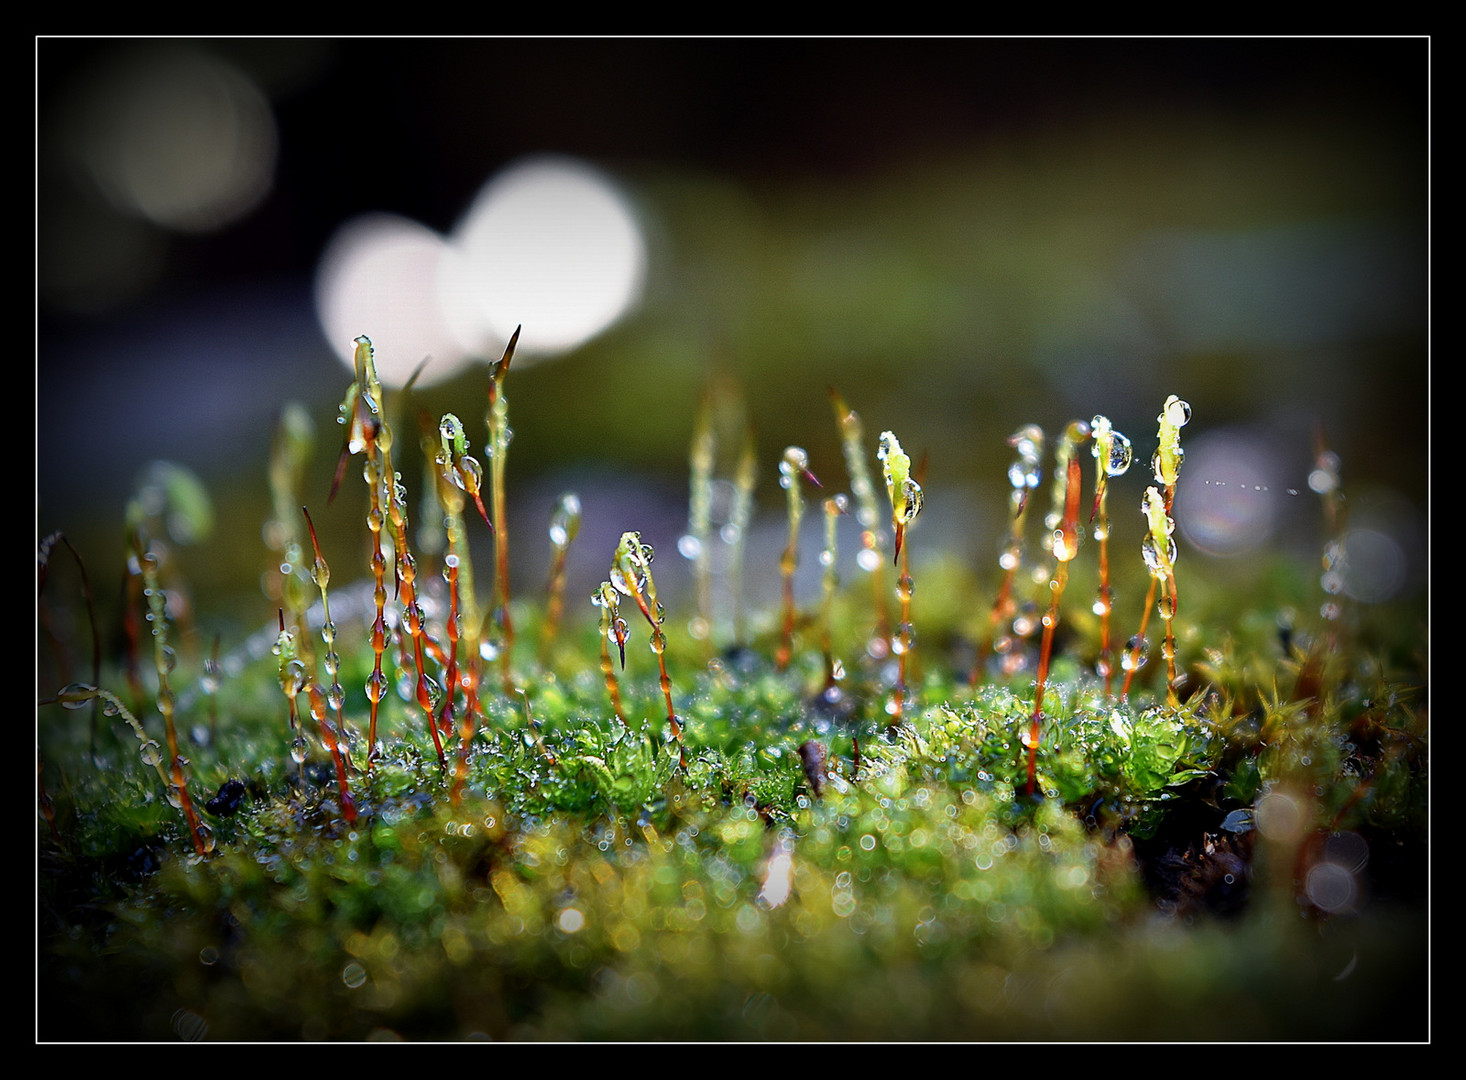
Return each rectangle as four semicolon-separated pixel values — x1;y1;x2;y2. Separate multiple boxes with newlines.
140;740;163;766
291;736;309;764
779;446;811;490
1141;534;1178;576
1052;528;1079;563
1121;635;1149;672
1309;451;1342;495
1091;416;1133;476
1007;424;1044;495
549;493;581;548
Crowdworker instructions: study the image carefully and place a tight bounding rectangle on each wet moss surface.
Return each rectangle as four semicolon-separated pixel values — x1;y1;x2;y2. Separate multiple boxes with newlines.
39;584;1427;1041
37;367;1428;1042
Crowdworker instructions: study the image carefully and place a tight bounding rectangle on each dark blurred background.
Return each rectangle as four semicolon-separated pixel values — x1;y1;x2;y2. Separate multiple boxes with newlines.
36;37;1428;646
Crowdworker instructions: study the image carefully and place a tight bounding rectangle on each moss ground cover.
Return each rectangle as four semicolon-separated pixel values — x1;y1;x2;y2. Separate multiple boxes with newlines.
37;340;1427;1042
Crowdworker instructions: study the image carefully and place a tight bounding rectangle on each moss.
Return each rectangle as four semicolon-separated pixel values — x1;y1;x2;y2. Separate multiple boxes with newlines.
37;364;1427;1041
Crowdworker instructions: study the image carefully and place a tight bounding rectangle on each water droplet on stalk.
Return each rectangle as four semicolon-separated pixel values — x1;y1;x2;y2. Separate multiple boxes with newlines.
57;683;98;709
1121;636;1149;671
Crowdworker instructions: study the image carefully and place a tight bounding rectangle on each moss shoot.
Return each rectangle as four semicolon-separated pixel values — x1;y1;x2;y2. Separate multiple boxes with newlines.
38;350;1427;1042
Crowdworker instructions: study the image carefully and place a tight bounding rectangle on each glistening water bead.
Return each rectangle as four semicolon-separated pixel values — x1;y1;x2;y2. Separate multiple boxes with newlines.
1091;417;1133;477
1122;635;1149;671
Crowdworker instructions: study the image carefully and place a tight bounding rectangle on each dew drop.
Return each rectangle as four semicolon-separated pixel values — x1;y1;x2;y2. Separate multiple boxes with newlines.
56;683;98;709
1141;534;1178;576
140;740;163;766
1162;396;1191;428
1121;635;1149;672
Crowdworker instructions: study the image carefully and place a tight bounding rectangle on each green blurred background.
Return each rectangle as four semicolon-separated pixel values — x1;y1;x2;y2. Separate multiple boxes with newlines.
37;38;1427;646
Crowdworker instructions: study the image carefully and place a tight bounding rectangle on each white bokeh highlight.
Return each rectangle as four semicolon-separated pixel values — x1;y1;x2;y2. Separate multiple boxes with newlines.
315;213;470;387
444;155;647;359
317;155;647;386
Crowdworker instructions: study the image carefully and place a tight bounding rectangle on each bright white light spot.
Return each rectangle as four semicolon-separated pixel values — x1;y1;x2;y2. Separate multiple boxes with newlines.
758;848;795;909
315;213;470;387
443;155;647;359
556;907;585;934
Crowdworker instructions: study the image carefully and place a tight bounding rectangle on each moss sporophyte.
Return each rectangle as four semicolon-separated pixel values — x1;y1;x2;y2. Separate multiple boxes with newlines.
38;350;1427;1040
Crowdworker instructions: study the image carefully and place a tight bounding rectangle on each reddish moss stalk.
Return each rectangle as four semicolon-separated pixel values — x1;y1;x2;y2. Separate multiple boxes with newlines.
776;447;819;672
830;388;890;658
611;532;685;770
1088;415;1132;700
38;532;102;757
1122;396;1189;704
301;507;354;771
306;683;357;824
878;432;923;731
334;336;393;768
134;535;207;856
593;582;629;728
539;493;582;667
446;554;478;805
1026;447;1084;796
485;328;521;696
820;494;849;693
974;425;1043;686
383;464;446;766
